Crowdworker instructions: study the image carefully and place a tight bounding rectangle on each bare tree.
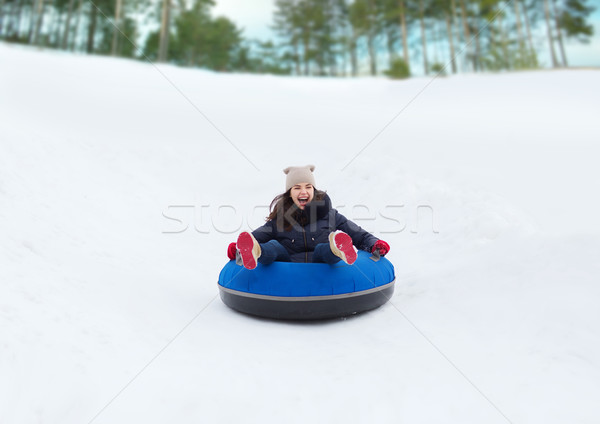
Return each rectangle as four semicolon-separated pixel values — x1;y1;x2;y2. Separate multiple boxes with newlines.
111;0;123;55
29;0;46;44
551;0;568;66
61;0;75;48
366;0;377;75
70;0;83;50
158;0;171;61
398;0;409;64
418;0;429;74
0;0;6;35
440;0;457;73
458;0;473;71
87;0;99;53
520;0;538;67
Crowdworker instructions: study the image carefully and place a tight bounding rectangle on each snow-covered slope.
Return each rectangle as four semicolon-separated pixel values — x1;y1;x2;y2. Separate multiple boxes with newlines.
1;42;600;423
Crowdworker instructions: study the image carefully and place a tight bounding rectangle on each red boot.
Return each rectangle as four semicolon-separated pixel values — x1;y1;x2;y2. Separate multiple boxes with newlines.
236;232;262;270
329;230;357;265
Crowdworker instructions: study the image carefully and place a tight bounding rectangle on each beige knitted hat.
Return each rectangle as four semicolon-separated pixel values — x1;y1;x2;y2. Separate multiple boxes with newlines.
283;165;316;191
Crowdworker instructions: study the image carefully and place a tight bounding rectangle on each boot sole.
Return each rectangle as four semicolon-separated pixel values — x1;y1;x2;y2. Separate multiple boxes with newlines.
237;232;261;270
329;231;357;265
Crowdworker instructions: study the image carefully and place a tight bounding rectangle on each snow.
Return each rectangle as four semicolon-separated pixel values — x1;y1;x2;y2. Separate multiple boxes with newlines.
1;41;600;423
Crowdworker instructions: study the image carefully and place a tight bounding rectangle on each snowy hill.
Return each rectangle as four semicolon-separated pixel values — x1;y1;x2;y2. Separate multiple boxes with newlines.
1;41;600;423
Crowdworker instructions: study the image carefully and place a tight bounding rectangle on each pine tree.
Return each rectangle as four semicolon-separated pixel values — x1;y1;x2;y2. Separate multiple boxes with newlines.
273;0;302;75
543;0;560;67
70;0;84;50
430;0;457;73
61;0;76;49
30;0;46;45
519;0;539;68
0;0;5;36
111;0;123;55
418;0;429;74
457;0;475;71
158;0;173;61
513;0;531;68
559;0;594;41
86;0;114;54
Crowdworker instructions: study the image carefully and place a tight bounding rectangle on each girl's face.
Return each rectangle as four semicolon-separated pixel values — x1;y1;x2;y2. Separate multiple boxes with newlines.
290;183;314;209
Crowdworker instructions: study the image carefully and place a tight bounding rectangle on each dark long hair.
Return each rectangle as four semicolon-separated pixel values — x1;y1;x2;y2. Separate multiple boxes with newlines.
267;188;327;231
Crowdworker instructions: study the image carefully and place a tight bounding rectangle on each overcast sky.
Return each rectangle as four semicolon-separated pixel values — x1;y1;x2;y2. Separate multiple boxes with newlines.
211;0;600;68
211;0;276;41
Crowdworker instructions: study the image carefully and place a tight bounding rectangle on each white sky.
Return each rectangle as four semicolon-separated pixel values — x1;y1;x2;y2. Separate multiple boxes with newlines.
211;0;276;41
211;0;600;68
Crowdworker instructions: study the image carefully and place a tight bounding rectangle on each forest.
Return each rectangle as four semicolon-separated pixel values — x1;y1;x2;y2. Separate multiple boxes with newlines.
0;0;595;77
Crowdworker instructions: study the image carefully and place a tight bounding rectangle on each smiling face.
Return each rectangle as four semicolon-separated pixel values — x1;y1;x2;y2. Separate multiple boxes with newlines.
290;183;314;209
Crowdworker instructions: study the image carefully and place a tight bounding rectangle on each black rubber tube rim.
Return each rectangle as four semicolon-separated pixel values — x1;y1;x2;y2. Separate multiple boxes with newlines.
218;280;395;320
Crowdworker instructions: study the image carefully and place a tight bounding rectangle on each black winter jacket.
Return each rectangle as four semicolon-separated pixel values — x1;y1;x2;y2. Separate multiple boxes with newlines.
252;194;378;263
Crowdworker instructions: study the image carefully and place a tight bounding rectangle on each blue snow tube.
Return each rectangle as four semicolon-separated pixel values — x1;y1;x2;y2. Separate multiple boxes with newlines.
218;251;395;320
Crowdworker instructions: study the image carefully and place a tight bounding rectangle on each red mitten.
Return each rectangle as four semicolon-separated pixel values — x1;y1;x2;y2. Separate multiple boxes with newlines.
372;240;390;256
227;242;237;260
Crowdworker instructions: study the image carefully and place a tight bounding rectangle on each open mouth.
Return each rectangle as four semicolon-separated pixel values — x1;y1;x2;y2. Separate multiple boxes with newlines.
298;196;310;207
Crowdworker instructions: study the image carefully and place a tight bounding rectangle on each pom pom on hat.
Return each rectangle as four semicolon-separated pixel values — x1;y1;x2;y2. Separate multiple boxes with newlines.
283;165;316;191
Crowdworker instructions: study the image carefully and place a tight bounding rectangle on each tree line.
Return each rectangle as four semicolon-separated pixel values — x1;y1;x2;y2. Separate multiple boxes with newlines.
272;0;595;76
0;0;594;77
